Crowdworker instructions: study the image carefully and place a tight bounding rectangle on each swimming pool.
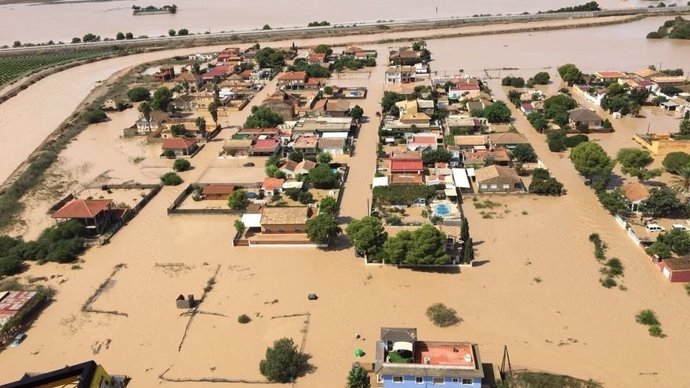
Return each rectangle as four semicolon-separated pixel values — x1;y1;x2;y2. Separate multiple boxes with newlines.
433;203;452;217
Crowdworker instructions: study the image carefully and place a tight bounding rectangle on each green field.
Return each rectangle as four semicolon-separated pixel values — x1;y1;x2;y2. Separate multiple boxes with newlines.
0;49;118;88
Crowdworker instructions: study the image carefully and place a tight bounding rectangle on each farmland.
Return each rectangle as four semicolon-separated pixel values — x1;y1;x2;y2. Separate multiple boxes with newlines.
0;49;121;88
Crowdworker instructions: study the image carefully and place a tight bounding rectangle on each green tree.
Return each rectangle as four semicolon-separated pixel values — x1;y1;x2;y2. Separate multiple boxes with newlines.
288;151;304;163
673;165;690;193
139;101;152;123
532;71;550;85
646;241;672;259
125;32;134;39
116;32;125;40
313;44;333;55
511;144;537;163
319;197;338;215
460;217;470;243
259;338;309;383
305;213;341;244
662;152;690;173
168;29;176;36
151;86;173;111
208;101;219;124
227;190;249;210
658;228;690;256
463;237;475;264
82;33;100;43
569;142;615;188
173;159;191;172
405;225;450;265
245;106;284;128
350;105;364;120
680;115;690;135
160;172;183;186
346;216;388;257
597;188;630;214
84;109;107;124
641;186;685;217
346;364;371;388
316;151;332;164
557;63;583;85
475;101;511;123
308;164;336;189
527;112;548;132
425;303;459;327
616;148;660;180
234;219;246;237
547;130;567;152
381;231;413;264
127;86;151;102
170;124;188;137
544;94;577;119
262;24;272;30
195;116;207;138
380;91;406;113
178;28;189;36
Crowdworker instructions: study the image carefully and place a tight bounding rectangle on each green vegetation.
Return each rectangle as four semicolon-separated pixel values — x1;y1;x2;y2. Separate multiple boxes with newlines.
504;371;603;388
307;21;331;27
425;303;459;327
527;112;548;132
350;105;364;120
84;108;107;124
380;91;406;113
0;48;123;88
645;228;690;259
238;314;251;324
529;168;564;196
331;56;376;72
132;4;177;14
501;76;525;88
511;144;537;163
346;216;388;257
319;197;338;215
173;159;191;172
259;338;310;383
288;60;331;78
244;106;284;128
347;365;371;388
635;309;664;338
616;148;661;181
308;164;337;189
557;63;584;86
569;142;615;190
544;1;600;13
589;233;625;288
373;185;434;206
531;71;551;85
597;188;629;215
227;190;249;210
255;47;285;69
0;281;54;340
127;86;151;102
305;213;341;245
662;152;690;174
473;101;512;123
234;220;246;237
160;172;183;186
647;17;690;40
640;186;687;217
381;226;450;265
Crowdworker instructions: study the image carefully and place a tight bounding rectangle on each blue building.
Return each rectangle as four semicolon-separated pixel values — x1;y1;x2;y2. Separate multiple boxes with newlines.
374;327;483;387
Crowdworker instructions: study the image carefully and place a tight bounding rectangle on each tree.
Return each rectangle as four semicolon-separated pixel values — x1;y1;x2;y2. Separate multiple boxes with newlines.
316;151;332;164
151;86;173;111
84;109;107;124
170;124;188;137
178;28;189;36
71;37;81;43
138;101;152;123
245;106;284;128
646;240;672;259
319;197;338;215
168;29;176;36
313;44;333;55
425;303;459;327
381;231;413;264
173;159;191;172
421;148;452;164
663;152;690;174
0;256;23;276
160;172;183;186
308;164;336;189
680;115;690;136
346;365;371;388
195;116;207;138
569;142;615;188
346;216;388;257
529;176;564;196
127;86;150;102
405;225;450;265
259;338;309;383
547;130;567;152
597;188;629;214
532;71;550;85
475;101;511;123
674;165;690;193
306;213;341;244
616;148;657;179
641;186;686;217
557;63;583;85
350;105;364;120
116;32;125;40
463;238;475;264
207;101;219;124
511;144;537;163
288;151;304;163
544;94;577;119
234;220;246;237
657;228;690;256
125;32;134;39
262;24;272;30
460;217;470;243
380;91;406;113
82;33;100;42
527;112;548;132
228;190;249;210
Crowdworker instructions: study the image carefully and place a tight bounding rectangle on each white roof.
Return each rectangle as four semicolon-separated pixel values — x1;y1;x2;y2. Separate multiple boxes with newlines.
282;181;304;189
241;213;262;228
373;176;389;187
466;168;476;177
445;188;458;197
320;132;349;138
392;341;414;352
452;168;471;189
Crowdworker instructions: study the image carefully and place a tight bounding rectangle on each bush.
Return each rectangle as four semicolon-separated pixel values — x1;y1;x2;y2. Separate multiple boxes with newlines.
662;152;690;173
648;324;664;337
565;134;589;148
238;314;251;324
385;215;403;226
160;172;183;186
635;309;660;326
127;87;150;102
173;159;191;172
84;108;107;124
308;164;336;189
547;130;567;152
426;303;459;327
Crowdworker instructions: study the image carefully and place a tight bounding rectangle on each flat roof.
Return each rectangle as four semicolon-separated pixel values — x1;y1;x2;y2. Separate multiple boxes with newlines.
261;207;309;225
415;341;476;369
241;213;262;228
452;168;471;189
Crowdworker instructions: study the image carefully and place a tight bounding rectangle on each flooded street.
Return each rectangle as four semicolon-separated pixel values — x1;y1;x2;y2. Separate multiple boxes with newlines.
0;0;659;45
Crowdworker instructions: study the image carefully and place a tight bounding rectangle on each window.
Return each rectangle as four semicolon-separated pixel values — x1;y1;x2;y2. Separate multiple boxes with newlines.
416;377;424;384
490;184;498;190
462;378;473;385
433;377;445;384
502;184;511;190
452;378;459;383
480;184;488;190
393;376;404;383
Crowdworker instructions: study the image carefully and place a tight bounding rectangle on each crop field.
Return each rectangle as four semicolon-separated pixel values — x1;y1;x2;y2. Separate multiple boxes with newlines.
0;49;118;88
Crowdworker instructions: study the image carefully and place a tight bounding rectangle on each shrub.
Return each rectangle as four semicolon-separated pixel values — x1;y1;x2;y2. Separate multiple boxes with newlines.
160;172;183;186
635;309;660;326
238;314;251;324
425;303;459;327
173;159;191;172
600;276;617;288
547;130;567;152
84;108;107;124
648;324;664;337
163;149;176;159
259;338;309;383
385;215;403;226
127;86;150;102
565;134;589;148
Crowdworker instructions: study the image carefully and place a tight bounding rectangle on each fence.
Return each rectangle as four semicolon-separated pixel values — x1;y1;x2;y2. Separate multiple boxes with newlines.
99;184;162;244
167;184;247;215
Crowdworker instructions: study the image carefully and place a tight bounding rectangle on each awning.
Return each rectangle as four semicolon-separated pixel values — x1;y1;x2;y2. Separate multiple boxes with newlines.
241;213;262;228
445;188;458;197
452;168;471;189
392;341;413;352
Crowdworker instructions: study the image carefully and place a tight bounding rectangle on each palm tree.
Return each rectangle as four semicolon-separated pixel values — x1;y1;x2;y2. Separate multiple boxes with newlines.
674;165;690;194
138;101;152;131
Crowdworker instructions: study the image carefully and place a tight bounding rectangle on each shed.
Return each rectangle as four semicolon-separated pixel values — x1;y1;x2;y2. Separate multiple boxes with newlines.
241;213;262;229
659;258;690;283
176;294;196;309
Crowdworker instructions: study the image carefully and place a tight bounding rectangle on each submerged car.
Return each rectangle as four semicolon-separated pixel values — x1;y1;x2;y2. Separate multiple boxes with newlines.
10;333;27;348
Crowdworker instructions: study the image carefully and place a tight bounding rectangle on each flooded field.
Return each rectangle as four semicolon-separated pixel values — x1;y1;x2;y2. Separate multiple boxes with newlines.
0;0;660;45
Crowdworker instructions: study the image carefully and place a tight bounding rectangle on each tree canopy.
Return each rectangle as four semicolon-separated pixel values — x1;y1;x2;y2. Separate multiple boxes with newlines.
616;148;660;180
641;186;686;217
308;164;336;189
245;106;284;128
381;225;450;265
662;152;690;173
511;144;537;163
558;63;583;85
127;86;151;102
259;338;309;383
227;190;249;210
151;86;173;111
474;101;511;123
569;142;615;186
305;213;341;244
346;216;388;257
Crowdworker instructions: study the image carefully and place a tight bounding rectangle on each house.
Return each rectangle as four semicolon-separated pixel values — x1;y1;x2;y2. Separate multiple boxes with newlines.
650;75;688;87
282;159;316;177
416;99;435;115
162;138;198;157
407;134;438;151
633;132;690;155
567;108;603;130
102;99;119;111
594;71;627;82
280;160;299;177
374;327;483;388
174;69;200;85
319;137;346;156
305;77;322;90
487;132;529;149
262;177;286;196
217;47;241;62
389;47;421;65
634;68;664;79
51;199;115;235
135;111;169;134
154;66;175;82
474;165;523;193
0;290;38;329
278;71;308;90
292;135;319;155
462;148;511;167
400;111;431;126
191;90;216;110
260;206;311;233
390;159;424;175
223;139;253;156
235;127;281;139
448;84;481;100
202;65;233;82
622;181;650;212
249;138;280;156
574;84;606;107
262;90;302;120
310;99;350;117
452;135;489;150
172;94;196;112
292;117;354;137
446;116;487;133
307;52;326;65
202;184;236;200
385;66;416;84
2;360;128;388
659;258;690;283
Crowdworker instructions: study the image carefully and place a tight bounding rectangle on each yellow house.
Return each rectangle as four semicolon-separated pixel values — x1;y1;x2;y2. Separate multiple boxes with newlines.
3;360;128;388
633;133;690;155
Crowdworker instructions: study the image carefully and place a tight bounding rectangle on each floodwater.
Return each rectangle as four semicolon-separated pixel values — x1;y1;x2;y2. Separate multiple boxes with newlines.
0;0;662;45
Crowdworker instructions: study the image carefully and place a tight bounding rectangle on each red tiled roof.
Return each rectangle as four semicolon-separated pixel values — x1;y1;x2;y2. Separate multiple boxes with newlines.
202;184;236;196
390;159;423;172
162;138;197;150
452;85;480;91
203;65;232;79
596;71;626;79
278;71;307;81
262;177;285;190
411;135;436;145
253;138;280;150
52;199;113;219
